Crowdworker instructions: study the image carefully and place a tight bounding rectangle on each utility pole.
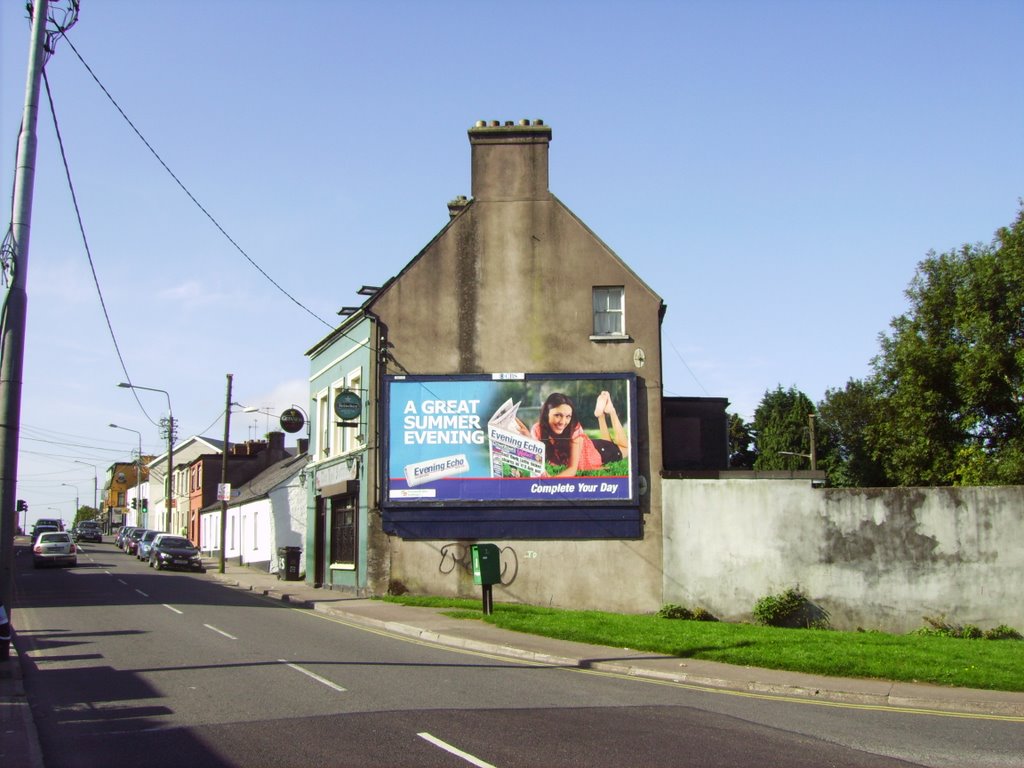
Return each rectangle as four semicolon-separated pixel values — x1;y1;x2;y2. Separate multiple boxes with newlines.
0;0;57;620
219;374;233;573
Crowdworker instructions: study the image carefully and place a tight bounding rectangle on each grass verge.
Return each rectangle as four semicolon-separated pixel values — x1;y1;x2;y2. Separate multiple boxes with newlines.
379;595;1024;692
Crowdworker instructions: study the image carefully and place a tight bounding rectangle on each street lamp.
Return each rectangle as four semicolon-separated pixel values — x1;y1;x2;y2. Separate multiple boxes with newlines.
778;414;817;471
118;383;173;533
60;482;79;524
109;424;144;526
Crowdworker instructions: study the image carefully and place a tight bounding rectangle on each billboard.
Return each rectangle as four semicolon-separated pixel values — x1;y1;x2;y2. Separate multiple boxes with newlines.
383;373;636;506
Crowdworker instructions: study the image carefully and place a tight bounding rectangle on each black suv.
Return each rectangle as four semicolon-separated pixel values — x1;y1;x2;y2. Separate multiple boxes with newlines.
74;522;102;543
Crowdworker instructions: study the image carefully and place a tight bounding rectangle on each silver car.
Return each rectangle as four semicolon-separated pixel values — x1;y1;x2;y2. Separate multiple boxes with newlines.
33;531;78;568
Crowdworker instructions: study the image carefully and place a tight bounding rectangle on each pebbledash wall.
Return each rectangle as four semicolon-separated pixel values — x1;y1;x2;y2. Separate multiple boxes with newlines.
662;479;1024;633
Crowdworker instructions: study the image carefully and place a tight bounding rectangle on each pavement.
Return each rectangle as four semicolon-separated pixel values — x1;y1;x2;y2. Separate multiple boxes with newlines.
3;557;1023;768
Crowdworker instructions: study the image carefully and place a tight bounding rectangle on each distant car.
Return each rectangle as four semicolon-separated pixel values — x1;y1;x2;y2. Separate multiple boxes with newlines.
32;531;77;568
136;529;160;561
74;521;102;543
124;528;148;555
31;524;59;539
31;518;64;538
149;536;204;572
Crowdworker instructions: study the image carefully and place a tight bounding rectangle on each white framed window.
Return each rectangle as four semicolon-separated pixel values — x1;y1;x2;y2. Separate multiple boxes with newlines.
593;286;625;337
341;369;362;454
317;390;331;459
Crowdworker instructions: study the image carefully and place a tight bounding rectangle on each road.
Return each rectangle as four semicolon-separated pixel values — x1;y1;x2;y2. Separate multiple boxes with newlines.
10;539;1022;768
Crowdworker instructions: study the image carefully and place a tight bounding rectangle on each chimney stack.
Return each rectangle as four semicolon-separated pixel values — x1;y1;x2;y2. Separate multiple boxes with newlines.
468;119;551;202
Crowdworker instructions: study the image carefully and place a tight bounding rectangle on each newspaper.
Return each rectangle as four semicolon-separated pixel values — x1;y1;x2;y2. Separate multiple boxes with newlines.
487;399;545;478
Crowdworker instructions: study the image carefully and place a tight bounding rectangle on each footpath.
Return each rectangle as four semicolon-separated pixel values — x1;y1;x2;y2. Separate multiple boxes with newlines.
4;558;1023;768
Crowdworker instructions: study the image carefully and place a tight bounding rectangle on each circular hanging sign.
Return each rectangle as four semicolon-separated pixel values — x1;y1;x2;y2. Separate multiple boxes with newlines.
279;408;305;434
334;390;361;421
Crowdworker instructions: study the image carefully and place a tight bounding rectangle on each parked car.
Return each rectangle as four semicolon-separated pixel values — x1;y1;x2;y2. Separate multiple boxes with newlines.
149;536;204;572
136;529;160;561
32;531;77;568
114;526;135;549
0;600;10;661
124;528;148;556
74;521;102;543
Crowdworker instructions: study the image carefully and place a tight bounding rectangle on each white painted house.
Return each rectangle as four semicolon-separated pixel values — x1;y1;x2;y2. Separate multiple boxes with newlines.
199;451;309;574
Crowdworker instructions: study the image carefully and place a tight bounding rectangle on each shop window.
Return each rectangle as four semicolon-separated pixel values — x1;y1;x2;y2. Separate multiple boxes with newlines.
330;493;357;566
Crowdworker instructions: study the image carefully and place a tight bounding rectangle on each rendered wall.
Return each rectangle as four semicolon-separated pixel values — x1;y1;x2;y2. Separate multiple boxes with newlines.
663;479;1024;633
387;535;663;614
369;122;665;612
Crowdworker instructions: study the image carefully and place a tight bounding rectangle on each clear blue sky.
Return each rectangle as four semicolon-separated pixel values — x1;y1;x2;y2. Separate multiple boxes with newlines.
2;0;1021;525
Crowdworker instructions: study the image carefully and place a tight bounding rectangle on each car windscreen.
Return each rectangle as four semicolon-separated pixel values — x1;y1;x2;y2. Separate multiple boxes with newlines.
40;534;71;543
158;538;192;549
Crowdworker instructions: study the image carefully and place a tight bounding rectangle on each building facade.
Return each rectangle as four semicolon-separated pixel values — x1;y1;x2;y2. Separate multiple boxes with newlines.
308;121;667;612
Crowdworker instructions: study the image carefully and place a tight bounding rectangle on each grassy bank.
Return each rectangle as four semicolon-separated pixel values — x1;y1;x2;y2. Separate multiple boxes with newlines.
380;596;1024;692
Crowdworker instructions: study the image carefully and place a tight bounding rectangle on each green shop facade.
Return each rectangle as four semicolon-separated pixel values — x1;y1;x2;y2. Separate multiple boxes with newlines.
304;312;376;592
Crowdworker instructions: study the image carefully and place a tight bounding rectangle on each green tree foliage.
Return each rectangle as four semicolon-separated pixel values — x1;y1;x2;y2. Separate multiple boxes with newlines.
868;204;1024;485
752;385;816;470
817;378;889;487
728;413;756;468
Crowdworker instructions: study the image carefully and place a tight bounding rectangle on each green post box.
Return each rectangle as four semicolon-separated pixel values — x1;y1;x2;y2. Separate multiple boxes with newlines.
471;543;501;586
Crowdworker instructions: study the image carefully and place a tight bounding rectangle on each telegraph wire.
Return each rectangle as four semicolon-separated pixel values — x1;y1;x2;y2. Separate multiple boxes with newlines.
57;32;333;331
40;68;159;428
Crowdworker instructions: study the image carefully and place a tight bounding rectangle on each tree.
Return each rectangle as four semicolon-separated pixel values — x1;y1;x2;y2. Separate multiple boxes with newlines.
868;203;1024;485
817;378;889;487
728;413;756;469
752;385;816;471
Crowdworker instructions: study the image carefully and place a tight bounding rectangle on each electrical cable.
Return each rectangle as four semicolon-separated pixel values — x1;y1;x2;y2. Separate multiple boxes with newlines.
40;68;159;428
57;32;332;331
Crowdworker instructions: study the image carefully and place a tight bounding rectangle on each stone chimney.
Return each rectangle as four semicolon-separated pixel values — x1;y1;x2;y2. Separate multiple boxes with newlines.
468;119;551;202
297;437;309;455
447;195;470;219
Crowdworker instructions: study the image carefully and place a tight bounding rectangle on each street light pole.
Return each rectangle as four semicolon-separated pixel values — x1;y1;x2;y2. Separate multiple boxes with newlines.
118;383;173;532
109;424;143;526
72;459;98;519
0;0;77;630
219;374;233;573
60;483;79;525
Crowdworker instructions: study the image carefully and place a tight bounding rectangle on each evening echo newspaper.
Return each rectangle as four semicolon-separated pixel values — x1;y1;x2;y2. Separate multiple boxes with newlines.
487;399;545;478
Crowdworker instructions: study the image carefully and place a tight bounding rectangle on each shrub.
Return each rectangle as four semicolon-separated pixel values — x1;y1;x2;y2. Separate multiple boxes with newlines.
984;624;1023;640
919;615;1022;640
753;587;831;629
657;604;694;620
656;604;719;621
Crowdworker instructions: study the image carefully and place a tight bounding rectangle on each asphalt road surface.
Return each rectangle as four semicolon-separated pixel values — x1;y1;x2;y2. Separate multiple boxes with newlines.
11;540;1023;768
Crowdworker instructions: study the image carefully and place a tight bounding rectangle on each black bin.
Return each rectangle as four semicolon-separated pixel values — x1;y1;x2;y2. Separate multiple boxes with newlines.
277;546;302;581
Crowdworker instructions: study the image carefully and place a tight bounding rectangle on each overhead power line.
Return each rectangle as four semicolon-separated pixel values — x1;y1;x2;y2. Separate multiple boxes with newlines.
58;32;332;330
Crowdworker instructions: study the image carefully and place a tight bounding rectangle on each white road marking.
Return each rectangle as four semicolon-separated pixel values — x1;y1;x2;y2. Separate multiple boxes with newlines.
417;733;498;768
277;659;346;692
135;589;148;597
163;604;183;614
204;624;238;640
117;579;128;585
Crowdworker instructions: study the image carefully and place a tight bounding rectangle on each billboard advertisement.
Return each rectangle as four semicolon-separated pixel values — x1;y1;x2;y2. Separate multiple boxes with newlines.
383;373;635;506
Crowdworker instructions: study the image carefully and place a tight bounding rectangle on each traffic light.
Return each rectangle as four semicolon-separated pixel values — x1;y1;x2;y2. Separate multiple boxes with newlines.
16;499;26;512
131;499;137;510
141;498;148;513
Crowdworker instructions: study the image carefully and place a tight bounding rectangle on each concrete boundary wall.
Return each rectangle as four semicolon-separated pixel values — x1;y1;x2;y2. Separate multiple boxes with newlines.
662;480;1024;633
